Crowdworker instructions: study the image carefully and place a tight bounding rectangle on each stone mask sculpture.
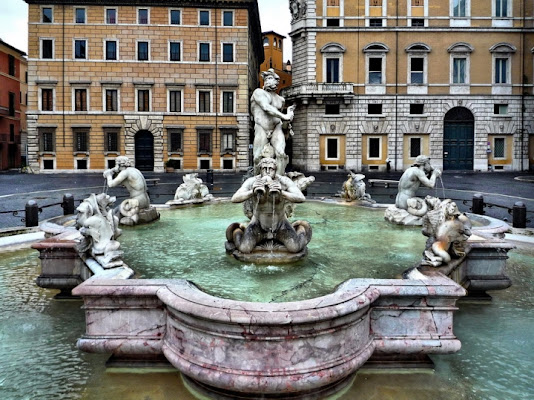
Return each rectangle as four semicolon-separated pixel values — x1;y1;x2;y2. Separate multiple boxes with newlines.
103;155;159;226
341;171;374;203
169;173;213;204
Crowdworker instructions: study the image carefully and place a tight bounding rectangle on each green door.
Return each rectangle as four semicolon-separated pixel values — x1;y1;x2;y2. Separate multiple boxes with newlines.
134;130;154;171
443;107;474;170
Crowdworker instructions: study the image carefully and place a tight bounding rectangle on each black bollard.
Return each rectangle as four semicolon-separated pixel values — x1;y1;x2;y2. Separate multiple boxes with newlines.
62;193;75;215
512;202;527;229
25;200;39;227
472;193;484;215
206;168;214;188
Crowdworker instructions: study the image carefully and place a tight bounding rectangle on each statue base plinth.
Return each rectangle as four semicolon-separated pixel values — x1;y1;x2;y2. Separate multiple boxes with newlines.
165;198;211;207
225;241;308;264
384;205;422;226
120;207;160;226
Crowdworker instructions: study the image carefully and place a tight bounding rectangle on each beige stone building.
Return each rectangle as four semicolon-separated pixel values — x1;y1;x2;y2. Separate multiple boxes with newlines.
285;0;534;172
24;0;263;172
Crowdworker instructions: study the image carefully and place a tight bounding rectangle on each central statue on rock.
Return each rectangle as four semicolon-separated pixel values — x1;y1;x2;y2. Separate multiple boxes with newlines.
226;69;313;263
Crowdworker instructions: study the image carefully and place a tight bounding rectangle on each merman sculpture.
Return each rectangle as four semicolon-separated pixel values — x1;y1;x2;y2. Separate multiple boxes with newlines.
385;155;442;225
225;157;312;263
103;156;159;226
166;173;213;206
341;171;374;203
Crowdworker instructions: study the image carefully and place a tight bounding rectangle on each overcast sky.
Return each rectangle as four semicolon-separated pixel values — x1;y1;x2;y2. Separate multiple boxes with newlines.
0;0;292;60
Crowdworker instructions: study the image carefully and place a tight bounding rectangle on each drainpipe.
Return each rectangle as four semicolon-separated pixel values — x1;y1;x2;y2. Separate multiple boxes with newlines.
520;0;526;171
394;0;399;171
215;11;219;163
62;3;66;148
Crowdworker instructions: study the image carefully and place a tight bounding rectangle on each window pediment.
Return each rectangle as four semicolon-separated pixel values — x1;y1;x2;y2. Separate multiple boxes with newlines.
363;42;389;53
405;43;431;53
320;43;346;54
448;42;474;53
489;43;516;53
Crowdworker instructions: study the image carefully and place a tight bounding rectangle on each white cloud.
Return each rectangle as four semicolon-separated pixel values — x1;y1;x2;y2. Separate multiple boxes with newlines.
258;0;292;62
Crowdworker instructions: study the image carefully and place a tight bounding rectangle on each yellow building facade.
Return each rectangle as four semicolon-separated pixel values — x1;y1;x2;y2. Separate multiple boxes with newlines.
285;0;534;171
259;31;292;92
25;0;263;172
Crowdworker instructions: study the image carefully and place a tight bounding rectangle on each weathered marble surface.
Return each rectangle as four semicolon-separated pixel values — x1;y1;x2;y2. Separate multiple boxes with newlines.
166;173;213;206
73;272;465;397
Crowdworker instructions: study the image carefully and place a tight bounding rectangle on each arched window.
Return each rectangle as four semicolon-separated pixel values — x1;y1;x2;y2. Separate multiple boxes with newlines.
320;43;346;83
363;43;389;92
405;43;431;93
263;37;269;47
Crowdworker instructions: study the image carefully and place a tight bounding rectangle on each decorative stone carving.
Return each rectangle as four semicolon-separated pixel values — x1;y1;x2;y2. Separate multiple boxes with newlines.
166;173;213;206
285;171;316;217
226;158;312;263
75;193;124;269
290;0;307;23
341;171;375;203
421;200;472;267
103;156;160;226
385;155;442;225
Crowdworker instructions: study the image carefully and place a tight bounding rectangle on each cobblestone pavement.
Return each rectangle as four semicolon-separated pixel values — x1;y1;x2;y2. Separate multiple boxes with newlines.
1;169;533;229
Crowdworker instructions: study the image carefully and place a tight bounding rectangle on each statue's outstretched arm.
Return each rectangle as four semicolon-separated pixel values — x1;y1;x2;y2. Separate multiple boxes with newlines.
105;170;127;188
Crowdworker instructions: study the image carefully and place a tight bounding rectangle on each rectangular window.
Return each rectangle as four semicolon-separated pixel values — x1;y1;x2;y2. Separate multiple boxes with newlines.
368;137;381;158
169;90;182;112
198;91;211;113
77;159;88;170
223;43;234;62
326;58;339;83
138;41;149;61
170;42;181;61
368;104;382;115
199;43;210;61
41;131;54;152
170;9;181;24
138;90;150;111
222;91;234;113
371;0;382;5
8;55;15;76
106;131;119;152
41;89;53;111
412;0;424;5
410;137;421;158
199;10;210;25
411;19;424;27
106;8;117;24
368;57;382;84
453;57;466;84
410;103;424;114
42;7;53;23
105;89;118;111
325;104;340;115
75;131;88;152
221;130;235;152
494;137;505;158
43;159;54;169
75;8;85;23
223;159;233;169
410;57;424;84
223;11;233;26
370;19;383;27
138;9;149;24
495;58;508;83
169;129;183;152
326;19;340;27
106;40;117;60
495;0;508;17
74;40;87;59
10;125;15;142
74;89;87;111
453;0;466;17
8;92;15;116
198;130;212;153
42;39;53;59
494;104;508;114
326;137;339;159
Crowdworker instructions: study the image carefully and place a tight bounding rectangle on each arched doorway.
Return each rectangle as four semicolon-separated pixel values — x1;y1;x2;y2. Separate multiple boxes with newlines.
443;107;474;170
135;130;154;171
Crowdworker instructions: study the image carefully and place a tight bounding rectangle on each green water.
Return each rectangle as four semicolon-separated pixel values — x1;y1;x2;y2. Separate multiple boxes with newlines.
1;203;533;399
120;201;424;302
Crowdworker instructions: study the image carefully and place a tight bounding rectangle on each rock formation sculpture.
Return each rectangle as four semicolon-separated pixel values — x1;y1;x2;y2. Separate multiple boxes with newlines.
167;173;213;205
341;171;375;203
103;156;159;226
226;158;312;263
384;155;442;225
75;193;124;269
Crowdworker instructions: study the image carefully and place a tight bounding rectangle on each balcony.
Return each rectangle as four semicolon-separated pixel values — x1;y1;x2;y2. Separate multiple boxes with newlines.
282;83;355;104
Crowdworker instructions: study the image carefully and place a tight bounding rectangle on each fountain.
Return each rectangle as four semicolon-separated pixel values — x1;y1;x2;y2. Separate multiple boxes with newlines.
27;72;515;399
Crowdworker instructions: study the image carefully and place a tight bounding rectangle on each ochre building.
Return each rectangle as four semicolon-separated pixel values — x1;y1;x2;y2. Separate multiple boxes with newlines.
0;39;27;170
285;0;534;172
259;31;292;92
25;0;263;172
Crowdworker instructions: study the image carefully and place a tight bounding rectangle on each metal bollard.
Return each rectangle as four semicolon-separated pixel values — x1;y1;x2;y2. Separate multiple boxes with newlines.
206;169;214;188
25;200;39;227
62;193;75;215
512;202;527;229
472;193;484;215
